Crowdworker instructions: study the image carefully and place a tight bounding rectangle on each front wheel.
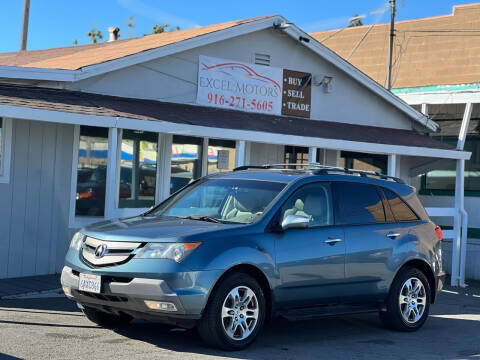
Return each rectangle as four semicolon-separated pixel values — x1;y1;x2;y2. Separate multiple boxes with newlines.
380;267;431;331
198;273;266;350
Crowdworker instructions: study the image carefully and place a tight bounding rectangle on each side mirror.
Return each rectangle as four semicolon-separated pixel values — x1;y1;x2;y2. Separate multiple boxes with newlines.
281;214;309;231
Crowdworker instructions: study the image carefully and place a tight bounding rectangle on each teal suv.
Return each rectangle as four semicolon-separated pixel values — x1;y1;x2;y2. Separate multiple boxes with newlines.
61;164;445;350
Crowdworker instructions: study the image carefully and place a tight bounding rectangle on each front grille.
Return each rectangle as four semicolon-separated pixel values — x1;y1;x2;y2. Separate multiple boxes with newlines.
81;237;142;267
75;290;128;303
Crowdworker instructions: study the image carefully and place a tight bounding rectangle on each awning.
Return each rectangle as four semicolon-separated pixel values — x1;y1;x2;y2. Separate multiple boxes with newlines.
0;84;470;160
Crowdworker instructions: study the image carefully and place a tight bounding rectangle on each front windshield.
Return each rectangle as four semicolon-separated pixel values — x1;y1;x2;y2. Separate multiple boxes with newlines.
151;178;286;224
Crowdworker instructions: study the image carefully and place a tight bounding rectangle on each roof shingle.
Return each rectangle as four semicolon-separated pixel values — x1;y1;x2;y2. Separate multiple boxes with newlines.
0;16;272;70
310;3;480;89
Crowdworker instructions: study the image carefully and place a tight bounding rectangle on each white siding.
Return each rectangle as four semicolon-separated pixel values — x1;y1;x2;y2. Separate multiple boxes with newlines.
67;28;413;131
0;119;74;278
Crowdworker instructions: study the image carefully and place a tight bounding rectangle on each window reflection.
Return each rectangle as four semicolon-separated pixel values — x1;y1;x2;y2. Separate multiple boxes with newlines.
75;126;109;216
119;130;158;208
208;139;236;174
170;135;203;194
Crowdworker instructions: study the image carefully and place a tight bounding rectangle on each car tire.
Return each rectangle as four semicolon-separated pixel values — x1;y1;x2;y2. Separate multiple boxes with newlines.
82;306;132;328
198;272;266;351
380;266;431;331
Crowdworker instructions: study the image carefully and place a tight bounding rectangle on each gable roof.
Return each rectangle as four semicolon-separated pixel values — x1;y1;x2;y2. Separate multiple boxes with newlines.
0;15;436;131
0;16;272;70
310;3;480;89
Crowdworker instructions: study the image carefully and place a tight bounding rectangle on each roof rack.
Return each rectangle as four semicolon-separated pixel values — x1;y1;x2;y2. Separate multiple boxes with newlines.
233;163;405;184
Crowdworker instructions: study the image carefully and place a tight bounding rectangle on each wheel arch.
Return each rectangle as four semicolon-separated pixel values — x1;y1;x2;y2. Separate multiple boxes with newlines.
391;259;437;304
204;263;274;321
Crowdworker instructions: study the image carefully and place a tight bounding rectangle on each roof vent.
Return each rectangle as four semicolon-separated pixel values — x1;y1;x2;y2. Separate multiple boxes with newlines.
108;27;120;42
254;53;270;66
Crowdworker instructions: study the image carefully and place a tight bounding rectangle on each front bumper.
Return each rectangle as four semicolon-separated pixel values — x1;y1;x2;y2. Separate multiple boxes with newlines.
61;264;221;328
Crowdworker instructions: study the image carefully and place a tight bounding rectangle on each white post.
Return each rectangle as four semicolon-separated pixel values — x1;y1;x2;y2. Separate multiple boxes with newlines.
201;137;209;176
457;103;473;150
104;127;119;219
421;103;429;116
156;133;172;202
452;158;465;286
387;154;397;177
235;140;246;168
308;147;317;163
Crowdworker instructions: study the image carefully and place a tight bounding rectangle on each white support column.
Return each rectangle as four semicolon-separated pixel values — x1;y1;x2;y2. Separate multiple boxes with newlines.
452;159;465;286
156;133;172;202
308;147;317;163
201;137;209;176
235;140;246;168
421;103;429;116
457;102;473;150
387;154;397;177
104;127;119;219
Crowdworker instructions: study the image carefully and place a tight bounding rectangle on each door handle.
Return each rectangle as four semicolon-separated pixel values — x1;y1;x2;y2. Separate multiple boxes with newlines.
324;238;342;245
387;232;401;239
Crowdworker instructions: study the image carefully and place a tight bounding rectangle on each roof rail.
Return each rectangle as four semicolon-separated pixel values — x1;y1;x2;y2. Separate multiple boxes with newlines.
232;163;405;184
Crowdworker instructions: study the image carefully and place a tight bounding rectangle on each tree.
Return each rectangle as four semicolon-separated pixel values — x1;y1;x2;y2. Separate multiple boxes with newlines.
126;15;135;38
151;24;180;34
348;14;363;27
87;28;103;43
73;39;78;46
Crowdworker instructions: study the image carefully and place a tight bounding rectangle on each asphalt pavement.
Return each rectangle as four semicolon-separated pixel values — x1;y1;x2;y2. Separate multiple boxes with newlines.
0;284;479;360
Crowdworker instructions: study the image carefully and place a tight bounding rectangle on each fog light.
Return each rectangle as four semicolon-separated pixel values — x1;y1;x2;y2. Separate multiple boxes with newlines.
62;286;72;296
144;300;177;312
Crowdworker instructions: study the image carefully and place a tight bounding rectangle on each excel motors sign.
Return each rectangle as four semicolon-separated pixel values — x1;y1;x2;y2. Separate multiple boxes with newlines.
197;56;284;116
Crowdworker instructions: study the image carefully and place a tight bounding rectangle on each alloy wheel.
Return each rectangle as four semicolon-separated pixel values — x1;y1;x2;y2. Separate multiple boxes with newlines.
399;277;427;324
221;286;259;341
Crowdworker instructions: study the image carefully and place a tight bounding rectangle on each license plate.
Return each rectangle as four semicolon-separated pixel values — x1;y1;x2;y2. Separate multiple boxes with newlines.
78;273;101;294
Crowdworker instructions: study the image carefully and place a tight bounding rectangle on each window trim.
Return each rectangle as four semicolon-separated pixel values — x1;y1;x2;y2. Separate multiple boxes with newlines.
0;118;13;184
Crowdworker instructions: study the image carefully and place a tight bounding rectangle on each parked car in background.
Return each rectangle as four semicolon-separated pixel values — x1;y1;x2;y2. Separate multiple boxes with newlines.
62;164;445;350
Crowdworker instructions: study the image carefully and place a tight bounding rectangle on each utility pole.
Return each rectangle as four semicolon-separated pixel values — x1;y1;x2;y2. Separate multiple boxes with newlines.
20;0;31;51
386;0;396;90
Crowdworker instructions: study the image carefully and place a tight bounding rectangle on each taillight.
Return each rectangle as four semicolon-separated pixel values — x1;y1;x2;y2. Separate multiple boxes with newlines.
78;188;95;199
435;226;443;241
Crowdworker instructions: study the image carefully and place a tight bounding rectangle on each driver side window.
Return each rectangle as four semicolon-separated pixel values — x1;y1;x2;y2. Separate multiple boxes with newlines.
281;182;333;227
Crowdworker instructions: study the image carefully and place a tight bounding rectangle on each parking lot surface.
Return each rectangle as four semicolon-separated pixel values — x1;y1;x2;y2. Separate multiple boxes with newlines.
0;284;479;360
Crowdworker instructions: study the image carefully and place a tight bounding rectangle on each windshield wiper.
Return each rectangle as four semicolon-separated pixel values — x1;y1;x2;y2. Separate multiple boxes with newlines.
181;215;223;223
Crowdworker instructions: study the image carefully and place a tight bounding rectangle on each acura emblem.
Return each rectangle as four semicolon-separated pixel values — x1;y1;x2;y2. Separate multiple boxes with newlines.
94;244;108;258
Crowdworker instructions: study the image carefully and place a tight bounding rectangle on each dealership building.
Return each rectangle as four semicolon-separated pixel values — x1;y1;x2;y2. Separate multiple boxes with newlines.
0;16;470;282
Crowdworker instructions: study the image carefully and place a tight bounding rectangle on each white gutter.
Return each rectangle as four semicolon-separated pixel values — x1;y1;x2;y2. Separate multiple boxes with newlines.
0;104;470;160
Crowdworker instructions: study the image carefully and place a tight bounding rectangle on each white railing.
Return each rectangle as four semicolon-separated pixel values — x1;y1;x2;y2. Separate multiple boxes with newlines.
425;207;468;287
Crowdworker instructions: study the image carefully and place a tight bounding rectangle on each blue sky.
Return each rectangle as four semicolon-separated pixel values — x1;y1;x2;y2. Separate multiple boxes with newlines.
0;0;473;52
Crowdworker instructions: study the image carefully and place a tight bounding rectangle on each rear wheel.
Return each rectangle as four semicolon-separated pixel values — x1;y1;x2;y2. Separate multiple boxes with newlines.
380;267;431;331
82;306;132;328
198;273;266;350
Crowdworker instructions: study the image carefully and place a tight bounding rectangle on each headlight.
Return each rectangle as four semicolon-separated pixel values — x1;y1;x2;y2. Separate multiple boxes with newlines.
135;243;201;263
70;232;85;251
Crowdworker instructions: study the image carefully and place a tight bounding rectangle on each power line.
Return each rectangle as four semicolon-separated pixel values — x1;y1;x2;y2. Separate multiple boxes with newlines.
346;24;376;60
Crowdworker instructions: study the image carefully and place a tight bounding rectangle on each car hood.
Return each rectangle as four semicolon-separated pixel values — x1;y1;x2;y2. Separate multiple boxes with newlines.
82;216;236;243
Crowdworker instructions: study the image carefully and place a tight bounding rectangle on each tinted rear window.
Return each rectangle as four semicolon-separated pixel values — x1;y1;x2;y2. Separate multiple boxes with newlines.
335;182;385;225
383;189;419;222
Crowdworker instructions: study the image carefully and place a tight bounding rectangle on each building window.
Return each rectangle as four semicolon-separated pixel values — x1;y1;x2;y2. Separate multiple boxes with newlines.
118;130;158;208
423;136;480;193
207;139;236;174
75;126;109;216
170;135;203;194
340;151;387;174
284;146;309;167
